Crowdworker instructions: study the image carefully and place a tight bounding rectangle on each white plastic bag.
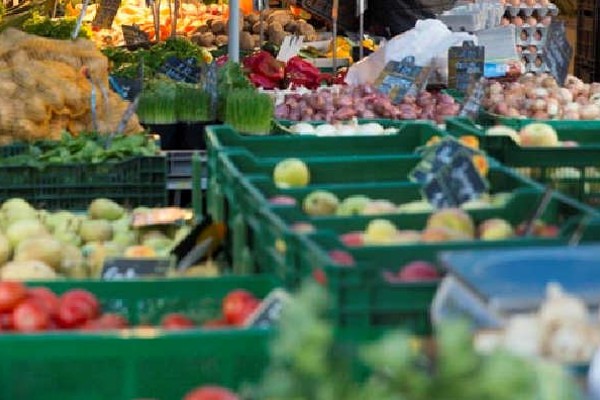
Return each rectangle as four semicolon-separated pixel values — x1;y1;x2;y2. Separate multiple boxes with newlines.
345;19;476;86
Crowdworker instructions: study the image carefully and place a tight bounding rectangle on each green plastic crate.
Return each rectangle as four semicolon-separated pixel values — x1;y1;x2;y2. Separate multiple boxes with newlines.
246;191;600;332
0;276;277;400
477;110;600;131
0;156;168;210
447;117;600;207
207;120;441;157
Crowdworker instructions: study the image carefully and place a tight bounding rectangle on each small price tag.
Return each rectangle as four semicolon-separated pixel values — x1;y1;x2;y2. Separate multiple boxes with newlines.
159;56;201;84
109;76;142;101
101;257;174;280
122;25;150;48
448;41;485;94
244;289;291;328
374;57;425;105
543;21;573;85
132;207;193;227
410;137;488;209
459;77;486;119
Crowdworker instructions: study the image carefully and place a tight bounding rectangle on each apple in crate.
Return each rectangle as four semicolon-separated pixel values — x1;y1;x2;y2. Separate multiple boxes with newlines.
384;261;441;283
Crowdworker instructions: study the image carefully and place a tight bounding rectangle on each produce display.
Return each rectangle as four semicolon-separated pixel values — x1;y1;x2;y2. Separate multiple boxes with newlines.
0;198;204;280
0;133;158;167
0;29;141;143
252;281;582;400
290;190;511;216
103;37;213;79
287;121;401;136
337;210;559;247
243;51;323;90
0;281;261;332
476;283;600;364
484;74;600;120
79;0;228;46
194;9;318;50
275;85;461;123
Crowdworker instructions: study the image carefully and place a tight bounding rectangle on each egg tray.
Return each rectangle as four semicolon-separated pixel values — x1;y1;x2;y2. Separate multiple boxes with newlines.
516;24;548;46
520;51;546;65
517;44;543;55
504;3;559;18
437;2;504;32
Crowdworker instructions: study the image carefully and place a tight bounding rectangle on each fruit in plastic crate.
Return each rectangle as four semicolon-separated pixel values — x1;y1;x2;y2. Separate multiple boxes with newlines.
273;158;310;188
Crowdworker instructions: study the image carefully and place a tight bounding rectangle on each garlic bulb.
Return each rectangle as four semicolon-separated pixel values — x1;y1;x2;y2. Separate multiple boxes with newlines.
290;122;316;135
503;314;541;357
314;124;337;136
538;283;589;332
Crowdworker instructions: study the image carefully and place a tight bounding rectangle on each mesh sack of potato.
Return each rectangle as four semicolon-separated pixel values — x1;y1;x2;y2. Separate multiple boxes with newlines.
0;28;142;143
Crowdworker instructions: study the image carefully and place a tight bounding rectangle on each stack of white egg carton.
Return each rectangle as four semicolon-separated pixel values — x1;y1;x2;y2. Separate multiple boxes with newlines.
438;1;505;33
499;0;560;73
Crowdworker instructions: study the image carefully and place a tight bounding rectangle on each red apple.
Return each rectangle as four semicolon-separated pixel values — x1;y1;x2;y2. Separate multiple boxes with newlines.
328;250;355;266
268;196;297;206
340;231;364;247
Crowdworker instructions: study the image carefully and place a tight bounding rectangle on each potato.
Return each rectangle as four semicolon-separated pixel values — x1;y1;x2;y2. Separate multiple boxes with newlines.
243;20;252;32
246;13;260;25
267;10;292;26
240;31;255;51
193;32;215;47
215;35;229;47
284;20;299;33
269;30;287;46
195;24;210;34
297;21;318;41
252;34;261;48
252;21;268;34
211;19;226;34
268;22;284;37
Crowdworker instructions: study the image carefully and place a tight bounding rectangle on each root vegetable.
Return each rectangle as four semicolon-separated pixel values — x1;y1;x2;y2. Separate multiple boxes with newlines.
252;21;268;34
240;31;255;51
211;20;227;34
284;21;299;33
215;35;228;47
580;104;600;120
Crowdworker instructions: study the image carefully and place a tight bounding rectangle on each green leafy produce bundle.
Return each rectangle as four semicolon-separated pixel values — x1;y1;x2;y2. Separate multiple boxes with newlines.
224;89;273;135
22;12;91;39
0;132;158;169
246;281;584;400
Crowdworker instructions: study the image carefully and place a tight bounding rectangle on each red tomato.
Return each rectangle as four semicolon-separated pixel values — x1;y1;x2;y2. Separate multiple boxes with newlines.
56;301;90;329
161;313;195;330
222;290;259;326
56;289;100;328
183;386;239;400
0;312;14;331
202;318;229;330
12;301;50;332
27;287;60;318
0;282;27;313
81;313;129;331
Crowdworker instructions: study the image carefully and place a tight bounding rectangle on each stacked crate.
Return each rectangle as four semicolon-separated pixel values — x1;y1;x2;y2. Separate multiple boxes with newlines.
574;0;600;82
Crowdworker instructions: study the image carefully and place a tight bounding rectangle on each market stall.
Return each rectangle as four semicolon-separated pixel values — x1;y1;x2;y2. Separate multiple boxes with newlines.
0;0;599;397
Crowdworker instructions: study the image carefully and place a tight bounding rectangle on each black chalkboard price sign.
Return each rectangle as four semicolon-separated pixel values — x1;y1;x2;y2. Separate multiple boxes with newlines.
410;137;488;209
543;21;573;85
93;0;121;29
375;56;424;104
122;25;150;48
101;257;173;280
300;0;357;30
159;57;201;84
244;289;291;328
448;41;485;94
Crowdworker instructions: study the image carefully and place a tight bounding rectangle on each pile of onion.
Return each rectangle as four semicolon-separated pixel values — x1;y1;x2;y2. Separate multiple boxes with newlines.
483;73;600;120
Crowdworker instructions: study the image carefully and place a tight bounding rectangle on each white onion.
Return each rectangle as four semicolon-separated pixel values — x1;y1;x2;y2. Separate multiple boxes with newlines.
336;125;357;136
290;123;315;135
314;124;337;136
357;123;385;135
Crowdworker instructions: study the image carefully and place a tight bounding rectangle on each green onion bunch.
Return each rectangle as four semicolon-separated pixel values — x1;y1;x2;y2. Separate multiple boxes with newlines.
175;84;213;123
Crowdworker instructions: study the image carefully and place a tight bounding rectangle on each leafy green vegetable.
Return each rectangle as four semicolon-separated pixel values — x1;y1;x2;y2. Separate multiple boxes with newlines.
249;281;584;400
175;84;213;123
224;89;273;135
0;132;157;169
217;61;253;121
103;37;210;79
22;12;90;39
137;79;178;124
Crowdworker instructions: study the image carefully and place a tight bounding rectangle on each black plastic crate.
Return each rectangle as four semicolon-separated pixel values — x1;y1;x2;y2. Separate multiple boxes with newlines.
0;156;168;210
